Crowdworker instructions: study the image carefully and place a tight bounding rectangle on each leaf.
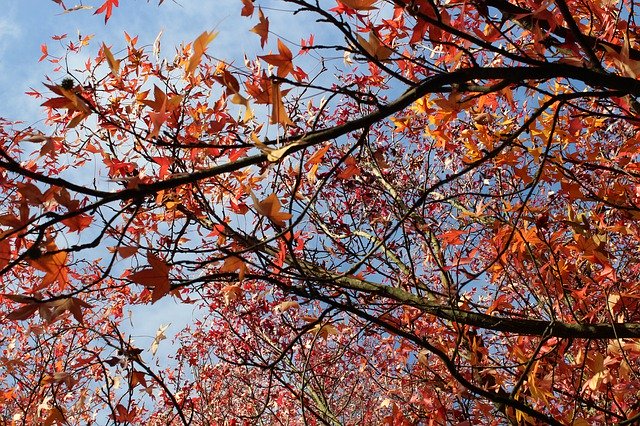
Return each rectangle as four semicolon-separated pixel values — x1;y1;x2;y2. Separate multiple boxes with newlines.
0;236;11;270
240;0;254;17
102;43;120;76
275;300;299;312
307;144;331;165
260;39;293;78
113;245;139;259
251;7;269;48
29;247;69;289
6;304;39;321
251;133;301;162
356;32;392;61
112;404;137;422
39;44;48;62
220;256;247;282
49;297;93;324
221;284;244;305
185;31;218;76
129;252;171;303
269;81;294;127
253;193;292;227
62;214;93;233
150;324;170;356
94;0;119;23
152;29;163;61
339;0;377;10
337;156;360;179
309;323;339;339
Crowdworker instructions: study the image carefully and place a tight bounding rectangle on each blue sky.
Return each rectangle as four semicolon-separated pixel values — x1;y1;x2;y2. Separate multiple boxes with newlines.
0;0;315;123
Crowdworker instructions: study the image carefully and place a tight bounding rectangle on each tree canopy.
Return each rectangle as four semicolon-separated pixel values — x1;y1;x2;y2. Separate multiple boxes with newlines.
2;0;640;424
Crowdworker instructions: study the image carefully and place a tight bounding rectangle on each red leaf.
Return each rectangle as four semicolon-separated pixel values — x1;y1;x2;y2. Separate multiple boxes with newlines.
94;0;119;23
251;7;269;48
240;0;254;17
129;253;171;303
62;214;93;233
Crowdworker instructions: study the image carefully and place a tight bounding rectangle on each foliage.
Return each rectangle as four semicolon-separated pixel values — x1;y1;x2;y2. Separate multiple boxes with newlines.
3;0;640;424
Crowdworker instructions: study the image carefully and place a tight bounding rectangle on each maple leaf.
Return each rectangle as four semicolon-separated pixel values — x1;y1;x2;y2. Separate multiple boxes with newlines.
62;213;93;233
49;297;93;324
102;43;120;76
269;81;294;127
39;44;48;62
260;39;293;78
220;256;248;282
337;156;360;179
356;31;392;61
112;404;138;422
253;193;292;227
240;0;254;17
275;300;299;312
339;0;377;10
29;247;70;289
220;284;244;305
308;323;339;339
0;236;10;270
129;252;171;303
6;304;39;321
251;7;269;48
150;324;170;356
185;31;218;76
94;0;119;23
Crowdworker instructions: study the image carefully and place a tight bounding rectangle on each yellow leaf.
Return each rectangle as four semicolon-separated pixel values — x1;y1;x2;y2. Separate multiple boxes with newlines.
275;301;299;312
309;323;339;339
185;31;218;76
102;43;120;76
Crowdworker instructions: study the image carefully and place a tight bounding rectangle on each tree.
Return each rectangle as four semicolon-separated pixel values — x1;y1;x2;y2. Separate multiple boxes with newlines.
2;0;640;423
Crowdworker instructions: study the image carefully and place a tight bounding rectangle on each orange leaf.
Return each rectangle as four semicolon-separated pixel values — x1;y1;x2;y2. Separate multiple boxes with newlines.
254;193;292;227
185;31;218;76
356;32;392;61
309;323;339;339
221;284;244;305
220;256;248;282
102;43;120;76
260;39;293;78
339;0;377;10
337;156;360;179
251;7;269;48
129;253;171;303
62;214;93;233
30;248;69;289
269;82;294;127
275;300;299;312
307;144;331;165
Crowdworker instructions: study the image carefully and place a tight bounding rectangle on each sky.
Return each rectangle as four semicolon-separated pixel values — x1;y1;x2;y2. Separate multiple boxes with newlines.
0;0;315;122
